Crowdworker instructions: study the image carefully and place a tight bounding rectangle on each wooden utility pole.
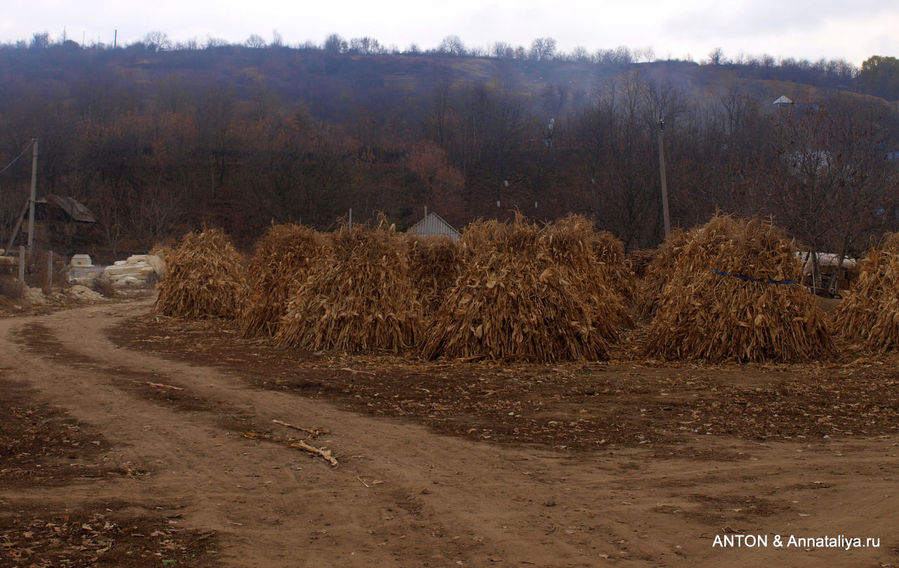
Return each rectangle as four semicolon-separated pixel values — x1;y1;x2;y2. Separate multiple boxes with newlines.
26;139;38;253
657;117;671;239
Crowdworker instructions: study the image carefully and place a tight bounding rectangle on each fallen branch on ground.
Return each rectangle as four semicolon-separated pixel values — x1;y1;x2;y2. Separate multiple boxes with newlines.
145;382;184;391
289;441;338;467
243;431;338;467
272;419;325;437
242;431;272;441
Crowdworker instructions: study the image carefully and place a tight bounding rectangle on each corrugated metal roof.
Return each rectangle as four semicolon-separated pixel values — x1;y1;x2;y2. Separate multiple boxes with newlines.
408;212;460;241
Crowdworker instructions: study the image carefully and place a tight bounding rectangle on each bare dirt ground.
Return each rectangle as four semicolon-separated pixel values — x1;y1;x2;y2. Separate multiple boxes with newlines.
1;296;898;567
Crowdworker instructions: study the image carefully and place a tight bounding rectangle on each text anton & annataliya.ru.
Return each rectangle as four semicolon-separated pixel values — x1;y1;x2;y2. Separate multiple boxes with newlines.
713;534;880;550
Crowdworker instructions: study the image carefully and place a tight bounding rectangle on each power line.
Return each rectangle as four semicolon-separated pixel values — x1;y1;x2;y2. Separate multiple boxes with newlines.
0;139;35;176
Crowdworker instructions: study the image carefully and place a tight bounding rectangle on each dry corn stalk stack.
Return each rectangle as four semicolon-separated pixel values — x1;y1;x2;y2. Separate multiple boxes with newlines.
635;228;691;319
832;234;899;351
421;215;631;362
275;223;422;354
239;224;329;337
645;215;832;363
407;236;462;313
546;215;635;304
155;228;246;319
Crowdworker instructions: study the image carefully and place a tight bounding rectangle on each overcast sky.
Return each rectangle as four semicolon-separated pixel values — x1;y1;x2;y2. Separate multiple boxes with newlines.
2;0;896;65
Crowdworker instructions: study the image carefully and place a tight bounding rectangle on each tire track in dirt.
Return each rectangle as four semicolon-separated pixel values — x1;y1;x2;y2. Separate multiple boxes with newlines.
3;299;898;567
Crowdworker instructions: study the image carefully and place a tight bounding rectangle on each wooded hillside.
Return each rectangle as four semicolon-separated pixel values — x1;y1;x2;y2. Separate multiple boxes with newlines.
1;36;897;257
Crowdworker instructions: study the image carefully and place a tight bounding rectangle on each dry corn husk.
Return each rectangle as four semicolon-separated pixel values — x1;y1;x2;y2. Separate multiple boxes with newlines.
627;248;656;278
882;232;899;251
407;235;462;313
421;214;631;362
239;224;329;337
832;234;899;352
275;223;422;354
154;228;246;319
644;215;832;362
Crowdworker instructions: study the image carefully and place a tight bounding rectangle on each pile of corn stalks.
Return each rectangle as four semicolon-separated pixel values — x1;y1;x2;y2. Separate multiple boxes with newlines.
239;224;329;337
546;215;635;305
832;234;899;352
635;228;691;320
155;228;246;319
421;214;631;362
644;215;832;363
275;223;423;354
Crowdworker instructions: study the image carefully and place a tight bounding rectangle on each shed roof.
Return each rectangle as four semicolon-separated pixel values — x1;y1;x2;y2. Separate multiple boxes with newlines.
408;211;460;241
35;195;97;223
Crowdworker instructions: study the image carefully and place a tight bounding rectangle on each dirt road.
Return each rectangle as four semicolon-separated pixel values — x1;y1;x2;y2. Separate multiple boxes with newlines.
1;299;897;567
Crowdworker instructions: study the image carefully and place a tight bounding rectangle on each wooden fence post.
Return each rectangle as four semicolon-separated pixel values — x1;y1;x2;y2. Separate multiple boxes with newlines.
18;245;25;283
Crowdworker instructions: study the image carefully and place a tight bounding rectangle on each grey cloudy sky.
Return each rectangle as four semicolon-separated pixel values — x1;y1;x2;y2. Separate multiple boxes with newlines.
2;0;896;65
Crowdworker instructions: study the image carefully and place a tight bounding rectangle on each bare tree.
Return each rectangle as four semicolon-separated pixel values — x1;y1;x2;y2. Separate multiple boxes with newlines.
707;47;725;66
323;33;346;54
438;36;465;57
245;34;267;48
348;37;382;55
529;38;557;61
29;32;50;49
570;46;590;63
143;31;172;53
492;42;514;59
271;30;284;47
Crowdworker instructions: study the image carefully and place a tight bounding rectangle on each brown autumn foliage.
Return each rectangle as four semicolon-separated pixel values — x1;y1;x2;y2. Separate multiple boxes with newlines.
2;45;894;259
